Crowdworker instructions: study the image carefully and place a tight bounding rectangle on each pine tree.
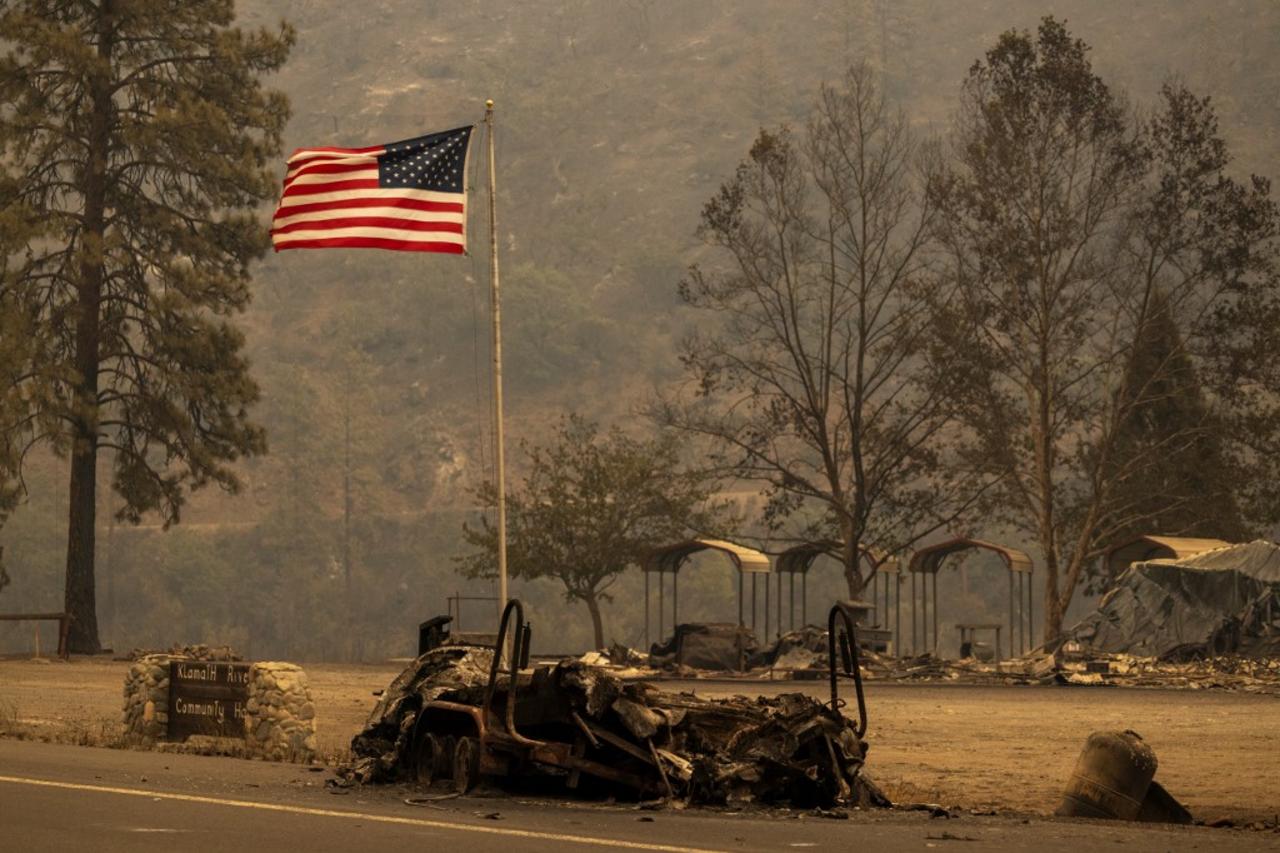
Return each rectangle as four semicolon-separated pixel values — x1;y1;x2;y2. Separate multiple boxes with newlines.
0;1;294;652
1096;290;1252;589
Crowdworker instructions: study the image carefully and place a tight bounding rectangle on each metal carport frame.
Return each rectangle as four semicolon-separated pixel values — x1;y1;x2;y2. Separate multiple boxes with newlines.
642;539;771;648
906;537;1034;657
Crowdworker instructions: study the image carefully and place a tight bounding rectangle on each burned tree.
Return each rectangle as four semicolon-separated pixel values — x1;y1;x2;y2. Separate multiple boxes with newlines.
0;2;292;651
656;65;976;600
928;19;1280;641
457;416;727;650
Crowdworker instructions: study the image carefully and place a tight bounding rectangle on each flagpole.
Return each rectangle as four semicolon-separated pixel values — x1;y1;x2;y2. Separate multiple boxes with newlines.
484;99;508;619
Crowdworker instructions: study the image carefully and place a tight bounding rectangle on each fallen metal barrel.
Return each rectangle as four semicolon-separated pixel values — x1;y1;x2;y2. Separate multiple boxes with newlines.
1056;730;1157;820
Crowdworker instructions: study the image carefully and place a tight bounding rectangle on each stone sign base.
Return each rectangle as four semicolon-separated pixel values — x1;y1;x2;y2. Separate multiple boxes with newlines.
246;662;317;761
122;654;317;762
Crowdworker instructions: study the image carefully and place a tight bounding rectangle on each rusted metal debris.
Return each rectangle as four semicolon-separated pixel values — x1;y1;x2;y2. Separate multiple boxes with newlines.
1057;730;1192;824
343;602;888;810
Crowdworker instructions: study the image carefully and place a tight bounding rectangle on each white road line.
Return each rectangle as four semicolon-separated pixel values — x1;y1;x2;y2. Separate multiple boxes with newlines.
0;775;726;853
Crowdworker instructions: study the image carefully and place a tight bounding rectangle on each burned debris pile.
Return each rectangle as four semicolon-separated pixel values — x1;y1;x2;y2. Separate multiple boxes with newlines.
590;628;1279;693
847;649;1280;693
1061;555;1280;661
344;642;886;809
648;623;761;671
638;624;828;676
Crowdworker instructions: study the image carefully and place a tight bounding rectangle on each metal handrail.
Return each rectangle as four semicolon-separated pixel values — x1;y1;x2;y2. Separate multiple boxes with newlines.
827;604;868;738
484;599;542;747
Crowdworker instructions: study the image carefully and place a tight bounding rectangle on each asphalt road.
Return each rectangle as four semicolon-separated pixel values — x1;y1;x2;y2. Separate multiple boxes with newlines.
1;740;1275;852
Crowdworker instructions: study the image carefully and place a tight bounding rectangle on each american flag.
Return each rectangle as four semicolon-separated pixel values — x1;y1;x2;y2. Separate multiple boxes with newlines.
271;126;473;254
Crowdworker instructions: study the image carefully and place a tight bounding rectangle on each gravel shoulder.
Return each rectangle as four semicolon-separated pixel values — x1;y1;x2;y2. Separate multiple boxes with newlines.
2;656;1277;823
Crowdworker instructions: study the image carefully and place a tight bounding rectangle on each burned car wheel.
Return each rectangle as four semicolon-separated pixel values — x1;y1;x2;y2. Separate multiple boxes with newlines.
435;734;457;781
453;735;480;793
413;733;444;785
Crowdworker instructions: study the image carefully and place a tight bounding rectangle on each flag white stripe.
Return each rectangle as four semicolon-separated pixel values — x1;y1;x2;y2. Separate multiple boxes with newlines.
282;167;379;190
285;155;380;183
286;147;385;168
274;187;465;209
272;225;466;243
272;207;467;228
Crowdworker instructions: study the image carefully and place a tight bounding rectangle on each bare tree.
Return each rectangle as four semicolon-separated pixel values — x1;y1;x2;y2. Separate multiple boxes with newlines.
928;19;1280;640
655;65;980;600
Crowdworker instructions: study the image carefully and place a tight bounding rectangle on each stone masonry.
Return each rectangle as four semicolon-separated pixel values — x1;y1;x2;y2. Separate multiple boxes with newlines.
122;656;316;761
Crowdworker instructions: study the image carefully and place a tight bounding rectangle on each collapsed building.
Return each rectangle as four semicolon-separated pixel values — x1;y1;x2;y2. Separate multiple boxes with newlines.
1063;540;1280;660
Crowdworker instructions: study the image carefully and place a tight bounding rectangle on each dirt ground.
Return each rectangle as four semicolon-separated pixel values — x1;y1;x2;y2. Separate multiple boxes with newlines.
1;656;1277;823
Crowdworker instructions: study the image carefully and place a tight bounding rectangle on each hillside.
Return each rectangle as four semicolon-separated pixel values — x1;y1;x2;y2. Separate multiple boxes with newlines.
2;0;1277;657
230;0;1280;518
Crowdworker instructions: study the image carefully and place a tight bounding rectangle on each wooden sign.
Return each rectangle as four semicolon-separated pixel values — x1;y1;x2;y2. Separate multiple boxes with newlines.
167;661;251;740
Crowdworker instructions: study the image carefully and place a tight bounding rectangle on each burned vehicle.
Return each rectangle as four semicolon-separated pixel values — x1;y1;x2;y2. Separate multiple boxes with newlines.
348;601;886;808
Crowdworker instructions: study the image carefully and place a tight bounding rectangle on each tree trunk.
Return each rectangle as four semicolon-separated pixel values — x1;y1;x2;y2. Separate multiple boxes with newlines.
64;448;101;653
64;1;115;655
1042;550;1065;644
103;490;116;641
841;527;866;600
583;592;606;651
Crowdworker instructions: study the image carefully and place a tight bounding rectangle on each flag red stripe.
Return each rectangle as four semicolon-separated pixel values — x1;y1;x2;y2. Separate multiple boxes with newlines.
271;197;465;218
270;217;464;236
283;161;375;188
273;237;466;253
279;178;381;198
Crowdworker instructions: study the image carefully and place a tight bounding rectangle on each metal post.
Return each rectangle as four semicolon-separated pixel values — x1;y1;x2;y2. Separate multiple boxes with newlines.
789;573;796;631
644;572;650;649
894;574;900;656
658;571;664;643
776;574;782;638
932;572;939;653
1015;572;1021;654
764;571;770;640
484;101;508;615
925;573;930;653
673;571;679;630
922;573;929;653
883;572;889;629
751;575;758;636
1018;572;1025;654
802;571;808;628
911;572;917;655
1008;570;1015;658
738;572;744;627
1028;567;1035;651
